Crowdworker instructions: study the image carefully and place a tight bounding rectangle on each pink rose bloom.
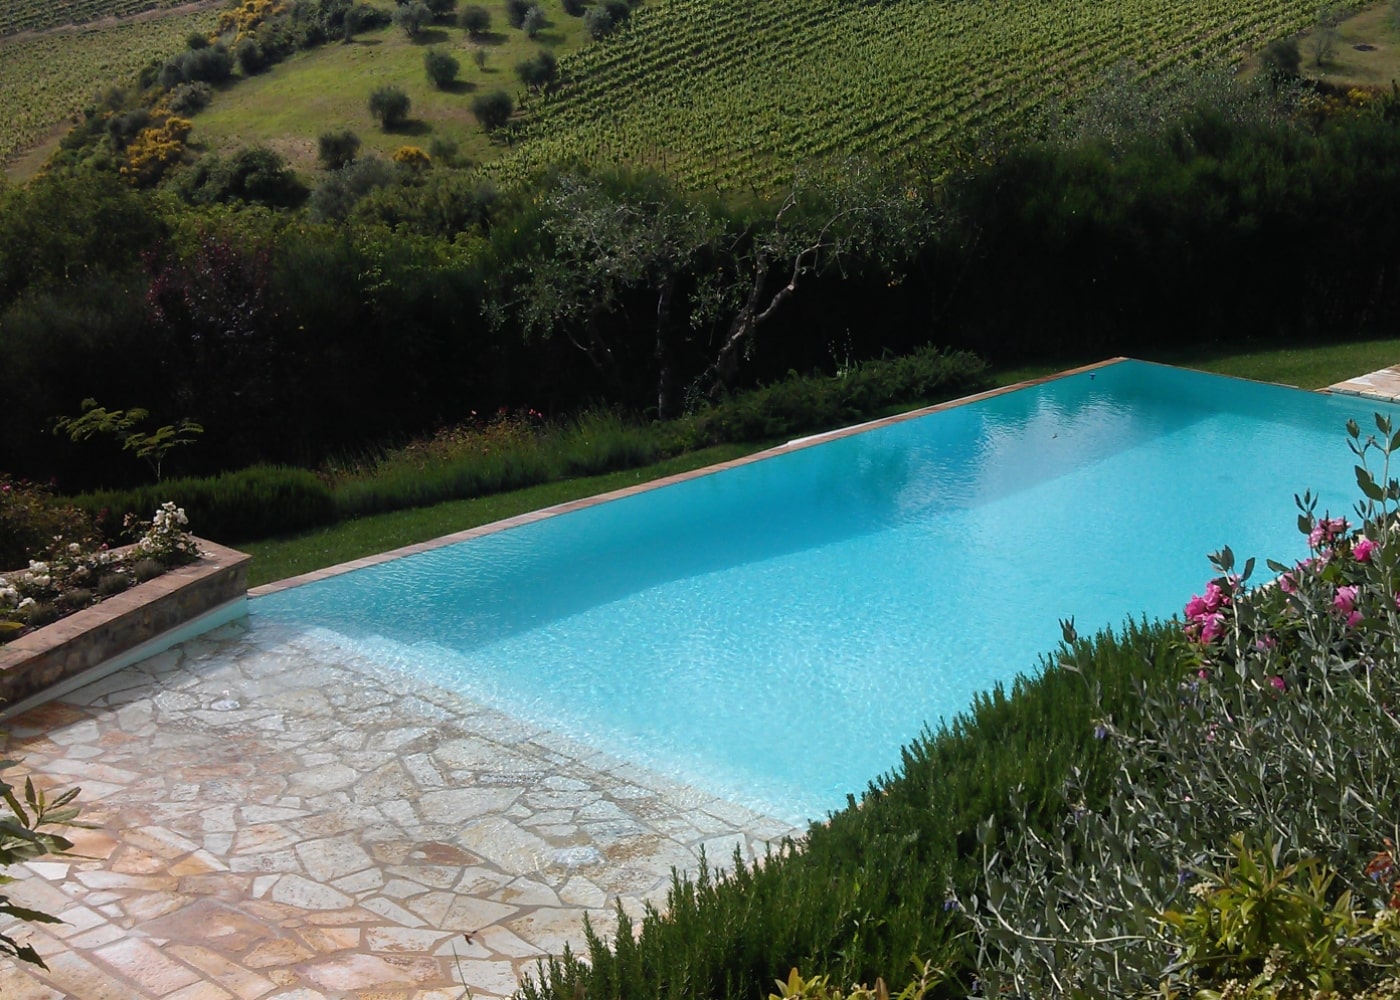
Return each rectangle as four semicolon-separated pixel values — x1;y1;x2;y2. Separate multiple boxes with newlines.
1309;516;1349;549
1202;581;1226;613
1200;612;1225;644
1354;536;1377;563
1334;585;1359;617
1269;675;1287;692
1185;594;1208;619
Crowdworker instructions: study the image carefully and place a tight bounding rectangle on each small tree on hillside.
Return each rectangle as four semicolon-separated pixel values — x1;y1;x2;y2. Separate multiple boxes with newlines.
562;0;584;14
505;0;530;28
460;4;490;35
583;6;613;39
1310;3;1341;66
368;85;412;129
425;47;460;88
472;90;514;130
318;129;362;170
523;5;545;36
392;0;431;36
424;0;457;18
516;49;557;88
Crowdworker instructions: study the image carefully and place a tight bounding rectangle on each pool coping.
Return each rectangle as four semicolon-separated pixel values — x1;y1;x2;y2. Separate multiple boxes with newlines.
251;356;1130;597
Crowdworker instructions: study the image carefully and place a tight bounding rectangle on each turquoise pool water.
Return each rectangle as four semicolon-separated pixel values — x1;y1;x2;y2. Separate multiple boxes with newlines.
255;361;1399;823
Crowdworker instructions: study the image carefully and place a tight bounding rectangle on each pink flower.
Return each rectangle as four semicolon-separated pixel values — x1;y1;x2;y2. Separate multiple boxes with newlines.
1279;572;1297;594
1200;612;1225;644
1202;581;1227;613
1255;635;1277;650
1185;594;1208;619
1354;536;1377;563
1334;585;1359;617
1270;675;1287;692
1309;516;1349;550
1198;668;1210;680
1349;610;1364;628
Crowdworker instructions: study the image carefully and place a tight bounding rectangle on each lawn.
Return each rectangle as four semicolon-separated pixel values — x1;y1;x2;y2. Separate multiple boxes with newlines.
190;0;588;173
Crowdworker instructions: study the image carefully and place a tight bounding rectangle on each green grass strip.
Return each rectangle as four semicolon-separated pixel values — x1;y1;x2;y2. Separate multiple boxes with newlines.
242;442;759;586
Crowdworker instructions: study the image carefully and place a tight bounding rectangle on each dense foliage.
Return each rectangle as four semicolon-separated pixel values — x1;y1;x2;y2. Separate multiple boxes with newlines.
8;81;1400;497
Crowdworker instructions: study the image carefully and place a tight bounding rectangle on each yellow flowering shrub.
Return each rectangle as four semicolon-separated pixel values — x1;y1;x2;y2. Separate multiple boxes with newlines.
120;116;193;187
392;145;432;169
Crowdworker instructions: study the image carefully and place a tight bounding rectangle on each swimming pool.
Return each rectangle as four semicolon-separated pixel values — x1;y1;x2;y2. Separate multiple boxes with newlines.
255;360;1399;823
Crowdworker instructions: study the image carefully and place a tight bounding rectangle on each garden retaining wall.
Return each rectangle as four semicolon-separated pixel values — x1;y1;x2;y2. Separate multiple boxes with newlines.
0;538;250;710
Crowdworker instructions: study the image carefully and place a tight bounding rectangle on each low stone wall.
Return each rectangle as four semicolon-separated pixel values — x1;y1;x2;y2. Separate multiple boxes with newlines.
0;538;250;708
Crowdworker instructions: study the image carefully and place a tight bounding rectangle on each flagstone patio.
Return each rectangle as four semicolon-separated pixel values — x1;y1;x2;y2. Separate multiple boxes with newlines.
0;618;800;999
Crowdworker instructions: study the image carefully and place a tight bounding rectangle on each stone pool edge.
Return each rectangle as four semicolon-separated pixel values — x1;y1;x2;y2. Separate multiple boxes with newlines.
252;357;1129;597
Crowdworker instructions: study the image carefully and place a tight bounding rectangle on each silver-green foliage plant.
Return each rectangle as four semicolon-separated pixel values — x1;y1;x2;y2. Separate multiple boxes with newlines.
965;415;1400;997
0;762;82;968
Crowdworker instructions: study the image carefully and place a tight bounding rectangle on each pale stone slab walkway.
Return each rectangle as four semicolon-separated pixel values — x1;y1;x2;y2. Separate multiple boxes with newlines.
1326;363;1400;402
0;619;800;999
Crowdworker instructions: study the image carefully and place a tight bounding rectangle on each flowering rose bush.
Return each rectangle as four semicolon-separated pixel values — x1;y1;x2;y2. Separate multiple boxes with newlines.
967;415;1400;999
1;502;200;642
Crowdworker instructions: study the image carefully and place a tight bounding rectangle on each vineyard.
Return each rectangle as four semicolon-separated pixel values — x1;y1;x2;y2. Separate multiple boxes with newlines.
0;0;191;39
496;0;1347;191
0;9;219;168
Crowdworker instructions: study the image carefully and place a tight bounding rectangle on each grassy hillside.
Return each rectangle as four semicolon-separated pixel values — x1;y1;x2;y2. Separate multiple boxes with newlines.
0;8;219;171
491;0;1347;191
189;0;590;172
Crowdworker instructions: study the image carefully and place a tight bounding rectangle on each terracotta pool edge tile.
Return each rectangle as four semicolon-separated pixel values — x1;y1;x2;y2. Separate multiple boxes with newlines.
251;358;1130;596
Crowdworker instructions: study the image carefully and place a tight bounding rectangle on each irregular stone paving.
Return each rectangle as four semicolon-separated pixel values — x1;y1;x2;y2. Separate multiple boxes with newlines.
1327;364;1400;402
0;619;801;999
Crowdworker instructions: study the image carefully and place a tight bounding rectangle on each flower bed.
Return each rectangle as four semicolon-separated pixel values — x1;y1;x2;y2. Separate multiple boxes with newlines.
0;535;249;709
0;498;249;709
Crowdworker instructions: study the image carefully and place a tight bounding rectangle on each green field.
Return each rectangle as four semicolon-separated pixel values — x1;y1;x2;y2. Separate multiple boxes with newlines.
492;0;1346;191
0;8;219;170
190;0;589;172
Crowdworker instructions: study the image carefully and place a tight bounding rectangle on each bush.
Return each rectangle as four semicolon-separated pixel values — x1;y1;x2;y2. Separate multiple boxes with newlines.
424;47;460;88
583;6;613;39
424;0;457;17
1260;36;1302;81
471;89;514;130
391;0;431;36
515;49;557;88
522;4;544;36
368;84;411;129
692;345;990;444
392;145;431;168
505;0;530;28
309;154;400;221
459;3;490;35
175;146;309;208
0;477;96;571
167;81;213;114
317;128;362;170
234;37;268;74
74;466;336;544
562;0;584;14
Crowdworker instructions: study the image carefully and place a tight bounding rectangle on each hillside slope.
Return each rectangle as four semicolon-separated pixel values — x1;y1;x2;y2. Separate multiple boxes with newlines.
495;0;1337;191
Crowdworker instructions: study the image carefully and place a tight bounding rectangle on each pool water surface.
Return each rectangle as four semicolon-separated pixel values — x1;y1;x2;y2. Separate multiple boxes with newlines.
255;361;1399;823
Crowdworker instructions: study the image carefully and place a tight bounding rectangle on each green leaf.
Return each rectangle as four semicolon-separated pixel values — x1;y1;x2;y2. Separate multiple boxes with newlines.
1355;465;1385;501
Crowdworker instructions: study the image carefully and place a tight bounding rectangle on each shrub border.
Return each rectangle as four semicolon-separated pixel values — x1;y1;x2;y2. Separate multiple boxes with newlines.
0;537;250;713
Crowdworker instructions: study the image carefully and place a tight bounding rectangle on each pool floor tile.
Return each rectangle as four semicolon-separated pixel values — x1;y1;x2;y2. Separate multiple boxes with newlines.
0;619;800;998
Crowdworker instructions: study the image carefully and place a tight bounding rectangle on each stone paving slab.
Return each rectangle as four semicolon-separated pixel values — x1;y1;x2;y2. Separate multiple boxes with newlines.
0;620;801;999
1326;364;1400;402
